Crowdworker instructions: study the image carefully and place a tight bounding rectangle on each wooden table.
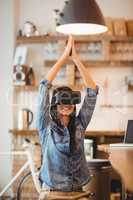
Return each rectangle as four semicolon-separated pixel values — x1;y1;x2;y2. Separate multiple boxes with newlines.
109;143;133;194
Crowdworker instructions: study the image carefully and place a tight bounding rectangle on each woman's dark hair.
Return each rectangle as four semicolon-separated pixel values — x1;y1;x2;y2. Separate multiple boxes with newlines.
50;86;76;153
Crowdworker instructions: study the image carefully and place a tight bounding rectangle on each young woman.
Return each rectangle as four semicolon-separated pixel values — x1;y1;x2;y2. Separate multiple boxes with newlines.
36;36;98;199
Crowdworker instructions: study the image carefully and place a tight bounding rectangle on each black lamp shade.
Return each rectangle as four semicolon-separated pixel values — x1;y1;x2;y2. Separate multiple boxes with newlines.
56;0;108;35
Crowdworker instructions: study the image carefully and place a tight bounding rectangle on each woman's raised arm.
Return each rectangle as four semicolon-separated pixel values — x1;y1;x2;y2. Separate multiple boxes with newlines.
70;38;98;130
71;39;97;90
45;35;73;82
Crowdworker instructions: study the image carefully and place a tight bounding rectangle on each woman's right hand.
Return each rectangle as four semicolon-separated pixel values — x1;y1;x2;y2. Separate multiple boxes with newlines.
61;35;73;60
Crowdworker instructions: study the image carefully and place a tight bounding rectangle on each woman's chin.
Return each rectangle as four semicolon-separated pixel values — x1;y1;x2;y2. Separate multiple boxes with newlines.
61;111;72;116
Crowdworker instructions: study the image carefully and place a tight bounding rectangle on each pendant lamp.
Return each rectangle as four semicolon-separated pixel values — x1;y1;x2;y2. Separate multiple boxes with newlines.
56;0;108;35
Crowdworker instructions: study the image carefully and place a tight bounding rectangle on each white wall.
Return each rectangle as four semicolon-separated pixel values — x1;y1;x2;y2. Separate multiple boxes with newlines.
19;0;133;34
97;0;133;19
0;0;16;191
86;66;133;131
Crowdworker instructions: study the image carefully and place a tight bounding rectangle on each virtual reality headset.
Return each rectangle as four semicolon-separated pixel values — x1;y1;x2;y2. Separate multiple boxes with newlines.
54;90;81;105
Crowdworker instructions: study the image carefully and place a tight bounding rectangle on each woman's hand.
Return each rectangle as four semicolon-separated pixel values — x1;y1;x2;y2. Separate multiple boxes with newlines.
61;35;73;60
45;35;73;82
71;38;80;61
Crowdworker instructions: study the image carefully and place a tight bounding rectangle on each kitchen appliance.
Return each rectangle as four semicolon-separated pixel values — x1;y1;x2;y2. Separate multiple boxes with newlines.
18;108;33;130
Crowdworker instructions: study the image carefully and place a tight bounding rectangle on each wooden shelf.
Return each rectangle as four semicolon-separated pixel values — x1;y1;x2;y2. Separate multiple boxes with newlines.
85;61;133;67
16;34;133;44
16;34;64;44
13;84;85;91
9;129;37;136
16;34;133;69
100;104;133;108
9;129;124;137
14;85;39;91
45;60;133;68
85;130;124;137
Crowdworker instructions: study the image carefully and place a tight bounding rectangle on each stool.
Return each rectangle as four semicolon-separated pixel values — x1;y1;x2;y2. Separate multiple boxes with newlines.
86;159;111;200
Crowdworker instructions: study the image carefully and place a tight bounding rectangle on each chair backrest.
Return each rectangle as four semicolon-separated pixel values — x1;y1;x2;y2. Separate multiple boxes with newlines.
124;120;133;143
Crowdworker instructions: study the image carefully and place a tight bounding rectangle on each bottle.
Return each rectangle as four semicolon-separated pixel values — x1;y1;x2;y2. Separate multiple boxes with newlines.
26;64;35;86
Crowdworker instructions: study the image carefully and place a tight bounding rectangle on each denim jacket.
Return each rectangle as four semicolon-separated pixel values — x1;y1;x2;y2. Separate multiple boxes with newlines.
36;80;98;191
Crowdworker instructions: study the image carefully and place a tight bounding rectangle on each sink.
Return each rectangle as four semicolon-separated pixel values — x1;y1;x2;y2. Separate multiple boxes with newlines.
109;143;133;192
